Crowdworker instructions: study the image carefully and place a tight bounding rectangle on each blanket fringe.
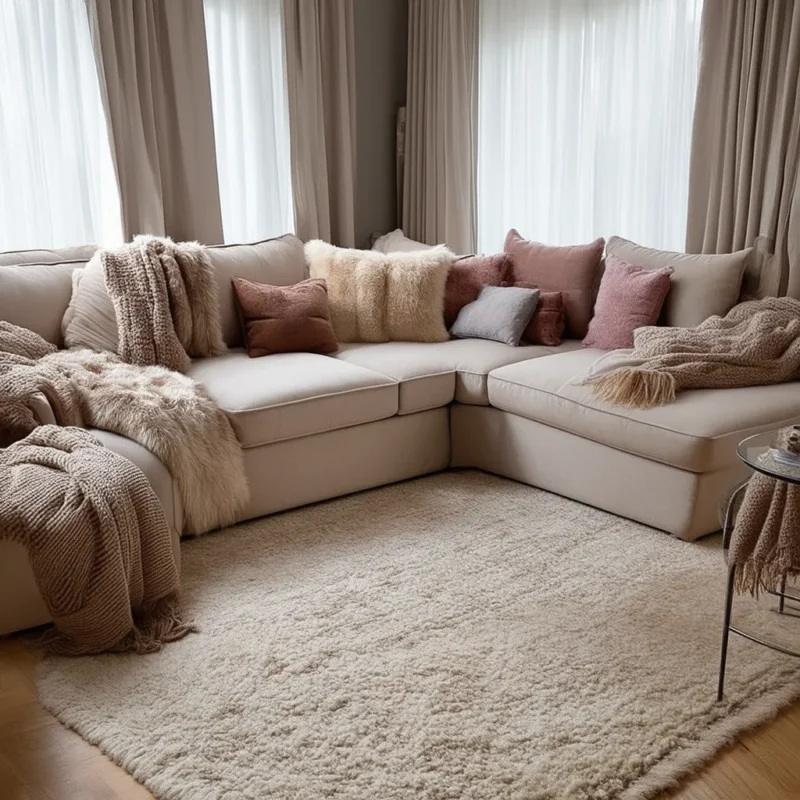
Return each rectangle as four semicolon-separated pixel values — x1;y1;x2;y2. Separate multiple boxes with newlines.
588;368;677;408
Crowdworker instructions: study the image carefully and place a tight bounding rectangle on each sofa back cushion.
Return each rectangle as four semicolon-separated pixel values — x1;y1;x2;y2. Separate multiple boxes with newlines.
207;234;306;346
0;244;97;266
0;261;87;345
605;236;749;327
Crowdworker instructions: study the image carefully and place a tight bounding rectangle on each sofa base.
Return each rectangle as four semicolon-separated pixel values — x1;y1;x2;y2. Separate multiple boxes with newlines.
450;405;750;541
240;408;450;521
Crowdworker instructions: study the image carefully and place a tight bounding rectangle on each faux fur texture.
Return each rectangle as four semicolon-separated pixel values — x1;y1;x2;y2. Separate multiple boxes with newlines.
305;240;454;343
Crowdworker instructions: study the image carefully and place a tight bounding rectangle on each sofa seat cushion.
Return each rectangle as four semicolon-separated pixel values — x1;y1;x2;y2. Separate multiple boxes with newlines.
188;351;398;448
487;348;800;472
337;339;583;408
336;342;457;414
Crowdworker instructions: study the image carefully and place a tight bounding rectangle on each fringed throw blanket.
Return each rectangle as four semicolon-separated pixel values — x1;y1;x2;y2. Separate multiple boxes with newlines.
728;427;800;595
0;426;194;654
0;321;248;535
98;235;226;372
577;297;800;408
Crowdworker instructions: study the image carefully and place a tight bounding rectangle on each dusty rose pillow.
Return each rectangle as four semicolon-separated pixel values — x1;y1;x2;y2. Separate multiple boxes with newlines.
444;253;511;328
583;255;673;350
504;229;604;339
509;281;566;346
233;277;338;357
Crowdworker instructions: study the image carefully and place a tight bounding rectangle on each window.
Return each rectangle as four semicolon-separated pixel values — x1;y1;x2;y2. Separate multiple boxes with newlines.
477;0;704;252
204;0;294;243
0;0;122;250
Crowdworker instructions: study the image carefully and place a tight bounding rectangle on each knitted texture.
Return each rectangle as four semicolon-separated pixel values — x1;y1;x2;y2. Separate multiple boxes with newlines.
101;236;226;372
0;426;193;654
0;323;248;535
581;297;800;407
729;426;800;595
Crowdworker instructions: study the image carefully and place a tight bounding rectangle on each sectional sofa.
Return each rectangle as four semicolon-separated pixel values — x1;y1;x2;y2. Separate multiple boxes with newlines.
2;235;799;636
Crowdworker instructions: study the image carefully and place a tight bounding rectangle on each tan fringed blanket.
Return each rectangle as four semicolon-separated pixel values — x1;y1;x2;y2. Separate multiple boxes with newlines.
728;427;800;595
100;235;226;372
577;297;800;408
0;321;248;535
0;426;194;654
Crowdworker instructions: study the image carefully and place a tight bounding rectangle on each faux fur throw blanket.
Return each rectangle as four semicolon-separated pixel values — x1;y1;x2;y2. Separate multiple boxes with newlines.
728;426;800;595
0;322;248;534
0;426;193;654
100;235;226;372
577;297;800;408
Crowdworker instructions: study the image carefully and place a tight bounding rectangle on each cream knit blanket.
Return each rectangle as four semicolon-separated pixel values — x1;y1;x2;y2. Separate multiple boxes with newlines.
101;235;226;372
0;426;193;654
578;297;800;408
0;322;248;535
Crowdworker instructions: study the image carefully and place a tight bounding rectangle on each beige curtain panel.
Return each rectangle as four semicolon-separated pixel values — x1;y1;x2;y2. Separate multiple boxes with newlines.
402;0;479;255
282;0;357;247
85;0;224;245
686;0;800;299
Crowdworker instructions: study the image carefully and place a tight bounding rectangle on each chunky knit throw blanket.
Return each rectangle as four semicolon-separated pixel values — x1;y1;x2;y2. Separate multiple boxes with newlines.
0;322;248;535
0;426;193;654
728;426;800;595
578;297;800;408
101;235;226;372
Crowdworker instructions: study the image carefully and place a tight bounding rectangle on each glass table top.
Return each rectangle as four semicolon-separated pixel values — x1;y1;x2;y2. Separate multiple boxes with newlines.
737;429;800;485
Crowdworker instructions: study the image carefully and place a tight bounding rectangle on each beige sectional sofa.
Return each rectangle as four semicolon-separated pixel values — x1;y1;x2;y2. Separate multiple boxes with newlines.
2;237;799;636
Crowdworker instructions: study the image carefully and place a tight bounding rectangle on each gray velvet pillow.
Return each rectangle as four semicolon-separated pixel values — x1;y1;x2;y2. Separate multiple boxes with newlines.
450;285;540;346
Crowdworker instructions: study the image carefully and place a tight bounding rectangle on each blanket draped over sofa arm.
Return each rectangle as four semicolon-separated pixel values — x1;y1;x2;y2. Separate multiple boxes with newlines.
0;426;194;654
728;427;800;596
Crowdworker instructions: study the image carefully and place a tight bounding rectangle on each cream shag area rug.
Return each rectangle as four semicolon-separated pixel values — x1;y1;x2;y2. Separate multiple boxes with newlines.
37;472;800;800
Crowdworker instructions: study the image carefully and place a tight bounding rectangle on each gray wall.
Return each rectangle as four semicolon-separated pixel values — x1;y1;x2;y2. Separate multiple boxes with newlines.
353;0;408;249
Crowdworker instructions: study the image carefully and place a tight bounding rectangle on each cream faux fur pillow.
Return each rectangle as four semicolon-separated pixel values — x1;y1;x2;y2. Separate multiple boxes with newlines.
305;241;454;343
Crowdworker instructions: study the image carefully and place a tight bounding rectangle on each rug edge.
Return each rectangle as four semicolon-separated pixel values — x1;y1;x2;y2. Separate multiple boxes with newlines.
621;680;800;800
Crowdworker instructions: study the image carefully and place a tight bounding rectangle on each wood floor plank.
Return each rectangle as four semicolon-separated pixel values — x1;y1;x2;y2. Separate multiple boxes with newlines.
1;636;798;800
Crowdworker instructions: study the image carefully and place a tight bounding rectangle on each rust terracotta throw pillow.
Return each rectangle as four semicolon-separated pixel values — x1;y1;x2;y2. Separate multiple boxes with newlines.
504;229;604;339
445;253;511;328
582;255;673;350
233;277;338;357
510;281;566;346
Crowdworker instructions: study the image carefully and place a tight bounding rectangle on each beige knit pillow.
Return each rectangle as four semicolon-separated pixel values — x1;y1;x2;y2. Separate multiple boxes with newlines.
305;241;454;343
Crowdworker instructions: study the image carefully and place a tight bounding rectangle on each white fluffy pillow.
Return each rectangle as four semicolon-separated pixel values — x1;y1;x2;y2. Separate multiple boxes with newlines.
371;229;433;254
61;253;119;353
306;240;454;343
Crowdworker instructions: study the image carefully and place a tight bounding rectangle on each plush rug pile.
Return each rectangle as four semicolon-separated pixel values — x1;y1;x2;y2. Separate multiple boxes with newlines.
36;472;800;799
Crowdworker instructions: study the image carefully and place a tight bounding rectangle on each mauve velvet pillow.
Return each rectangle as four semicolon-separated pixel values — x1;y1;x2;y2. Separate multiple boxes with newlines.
233;276;338;357
582;255;673;350
504;229;604;339
510;281;566;346
445;253;511;328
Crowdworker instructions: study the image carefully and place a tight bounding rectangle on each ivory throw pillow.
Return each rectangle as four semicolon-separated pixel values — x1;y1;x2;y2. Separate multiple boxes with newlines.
233;277;338;357
371;229;433;254
583;255;673;350
305;241;454;343
450;285;540;346
504;229;605;339
605;236;749;327
62;254;119;353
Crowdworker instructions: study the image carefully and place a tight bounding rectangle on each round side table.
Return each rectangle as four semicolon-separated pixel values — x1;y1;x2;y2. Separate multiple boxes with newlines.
717;429;800;701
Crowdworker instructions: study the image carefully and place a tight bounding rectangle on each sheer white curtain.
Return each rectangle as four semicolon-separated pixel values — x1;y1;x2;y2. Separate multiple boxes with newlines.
0;0;122;250
477;0;703;253
204;0;293;243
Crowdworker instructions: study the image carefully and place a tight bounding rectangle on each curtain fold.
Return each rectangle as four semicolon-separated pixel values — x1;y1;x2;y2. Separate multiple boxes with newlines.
281;0;356;247
85;0;224;245
403;0;478;255
686;0;800;299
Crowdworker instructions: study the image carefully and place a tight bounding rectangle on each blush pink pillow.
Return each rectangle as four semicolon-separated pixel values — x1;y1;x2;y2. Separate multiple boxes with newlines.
583;255;673;350
444;253;511;328
504;229;604;339
510;282;566;346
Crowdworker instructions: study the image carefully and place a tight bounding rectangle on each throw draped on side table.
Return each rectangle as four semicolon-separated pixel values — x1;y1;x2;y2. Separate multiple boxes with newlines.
728;427;800;596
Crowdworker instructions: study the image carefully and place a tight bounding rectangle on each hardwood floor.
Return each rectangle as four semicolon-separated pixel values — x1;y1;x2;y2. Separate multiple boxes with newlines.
1;636;798;800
